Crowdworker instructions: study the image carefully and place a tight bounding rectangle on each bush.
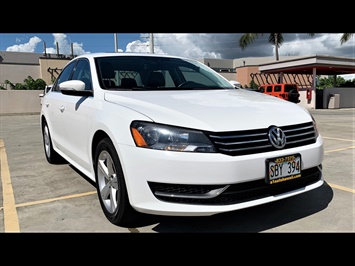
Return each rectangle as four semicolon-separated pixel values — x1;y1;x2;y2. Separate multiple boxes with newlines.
4;76;47;90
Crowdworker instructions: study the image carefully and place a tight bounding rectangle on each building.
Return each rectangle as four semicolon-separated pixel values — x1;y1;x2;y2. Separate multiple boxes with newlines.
0;51;74;87
0;51;354;114
0;51;310;89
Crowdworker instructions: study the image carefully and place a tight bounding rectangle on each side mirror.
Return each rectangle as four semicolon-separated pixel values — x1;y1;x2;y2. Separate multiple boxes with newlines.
59;80;93;97
229;80;241;88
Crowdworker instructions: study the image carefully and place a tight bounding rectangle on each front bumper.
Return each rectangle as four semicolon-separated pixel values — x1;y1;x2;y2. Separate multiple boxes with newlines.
117;136;324;216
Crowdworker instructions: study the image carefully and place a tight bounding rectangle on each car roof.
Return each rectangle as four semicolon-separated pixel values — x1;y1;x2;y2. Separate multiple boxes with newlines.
75;52;188;60
260;83;297;86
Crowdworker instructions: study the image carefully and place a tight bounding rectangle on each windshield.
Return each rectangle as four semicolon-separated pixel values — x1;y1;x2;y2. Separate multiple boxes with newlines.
95;55;235;91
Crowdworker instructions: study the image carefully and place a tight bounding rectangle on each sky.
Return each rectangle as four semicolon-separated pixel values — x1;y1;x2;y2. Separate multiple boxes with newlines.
1;33;354;79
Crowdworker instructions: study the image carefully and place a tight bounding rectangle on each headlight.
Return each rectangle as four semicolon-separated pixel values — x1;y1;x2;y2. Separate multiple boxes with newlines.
300;106;319;139
311;114;319;138
130;121;215;153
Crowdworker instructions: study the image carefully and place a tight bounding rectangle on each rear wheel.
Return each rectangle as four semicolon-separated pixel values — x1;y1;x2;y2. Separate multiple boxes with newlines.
94;138;141;227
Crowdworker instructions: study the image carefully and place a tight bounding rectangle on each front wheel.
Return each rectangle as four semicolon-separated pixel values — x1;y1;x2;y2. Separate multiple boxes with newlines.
42;120;65;164
94;138;141;227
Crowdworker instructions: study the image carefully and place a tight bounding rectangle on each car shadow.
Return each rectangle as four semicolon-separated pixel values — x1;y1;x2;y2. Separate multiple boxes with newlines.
69;164;96;187
68;162;334;233
145;182;333;233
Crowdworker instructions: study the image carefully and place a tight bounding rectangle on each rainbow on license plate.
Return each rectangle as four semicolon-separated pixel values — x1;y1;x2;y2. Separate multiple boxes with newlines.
266;154;301;184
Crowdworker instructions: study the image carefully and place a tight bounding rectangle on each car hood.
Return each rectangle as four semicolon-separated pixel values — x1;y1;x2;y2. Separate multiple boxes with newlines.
104;89;312;131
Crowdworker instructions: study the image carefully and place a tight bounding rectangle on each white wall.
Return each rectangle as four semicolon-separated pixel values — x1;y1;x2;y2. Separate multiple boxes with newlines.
0;90;42;115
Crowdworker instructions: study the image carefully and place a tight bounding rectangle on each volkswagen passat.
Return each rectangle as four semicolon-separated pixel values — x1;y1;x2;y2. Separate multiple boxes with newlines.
40;52;324;227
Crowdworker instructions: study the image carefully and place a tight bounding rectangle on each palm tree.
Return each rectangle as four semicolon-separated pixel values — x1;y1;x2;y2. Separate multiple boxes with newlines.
239;33;315;61
340;33;354;44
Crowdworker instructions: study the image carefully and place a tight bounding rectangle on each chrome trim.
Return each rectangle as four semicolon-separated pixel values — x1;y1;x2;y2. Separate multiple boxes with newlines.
268;127;286;149
154;185;230;199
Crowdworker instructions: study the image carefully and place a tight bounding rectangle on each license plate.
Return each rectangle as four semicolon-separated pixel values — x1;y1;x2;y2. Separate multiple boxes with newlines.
266;154;301;184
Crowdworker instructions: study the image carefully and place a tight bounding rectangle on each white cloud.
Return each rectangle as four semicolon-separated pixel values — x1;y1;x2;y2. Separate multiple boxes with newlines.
124;33;354;60
126;39;151;53
6;36;41;52
4;33;354;63
280;34;342;56
126;33;223;59
339;74;355;80
48;33;87;55
5;33;88;55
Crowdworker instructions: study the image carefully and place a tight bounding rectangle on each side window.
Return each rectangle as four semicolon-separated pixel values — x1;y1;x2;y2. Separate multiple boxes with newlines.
52;61;76;92
266;86;273;92
179;66;215;87
72;59;92;90
157;70;174;87
274;85;282;92
284;85;297;92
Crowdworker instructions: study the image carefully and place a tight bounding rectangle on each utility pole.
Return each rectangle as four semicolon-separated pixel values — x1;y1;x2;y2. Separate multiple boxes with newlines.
114;33;118;52
43;41;47;57
150;33;154;54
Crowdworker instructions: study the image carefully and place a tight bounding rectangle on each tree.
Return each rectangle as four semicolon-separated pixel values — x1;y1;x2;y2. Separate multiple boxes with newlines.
248;79;258;89
23;76;47;90
239;33;315;61
317;75;347;89
340;33;354;44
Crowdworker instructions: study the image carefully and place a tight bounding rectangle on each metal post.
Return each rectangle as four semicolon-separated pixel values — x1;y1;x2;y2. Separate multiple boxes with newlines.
114;33;118;52
150;33;154;54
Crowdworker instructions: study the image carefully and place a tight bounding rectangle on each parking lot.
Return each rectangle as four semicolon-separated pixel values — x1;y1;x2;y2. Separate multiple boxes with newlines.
0;108;354;233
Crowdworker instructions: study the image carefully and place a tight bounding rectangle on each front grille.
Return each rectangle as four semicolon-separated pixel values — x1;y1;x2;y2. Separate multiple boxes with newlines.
206;122;317;156
148;165;322;205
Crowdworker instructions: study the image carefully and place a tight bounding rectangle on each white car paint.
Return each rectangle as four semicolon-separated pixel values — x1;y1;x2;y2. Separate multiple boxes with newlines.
40;52;324;225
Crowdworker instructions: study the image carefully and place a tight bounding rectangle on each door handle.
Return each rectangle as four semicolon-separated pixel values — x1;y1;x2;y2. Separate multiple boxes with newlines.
59;106;65;112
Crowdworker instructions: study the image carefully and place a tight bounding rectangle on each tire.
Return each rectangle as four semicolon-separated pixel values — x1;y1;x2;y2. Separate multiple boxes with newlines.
288;89;300;103
42;120;65;164
94;138;141;227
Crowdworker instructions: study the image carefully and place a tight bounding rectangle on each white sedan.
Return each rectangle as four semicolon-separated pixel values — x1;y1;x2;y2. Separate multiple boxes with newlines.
40;52;324;227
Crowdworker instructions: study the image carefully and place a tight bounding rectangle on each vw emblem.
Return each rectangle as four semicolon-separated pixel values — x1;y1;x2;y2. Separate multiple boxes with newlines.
268;127;286;149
